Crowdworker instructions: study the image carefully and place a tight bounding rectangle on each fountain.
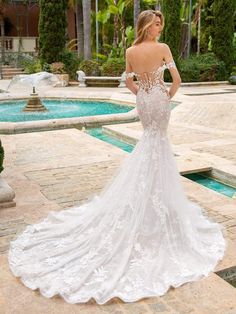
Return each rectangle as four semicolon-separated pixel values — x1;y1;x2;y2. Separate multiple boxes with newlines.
7;72;59;112
23;86;47;112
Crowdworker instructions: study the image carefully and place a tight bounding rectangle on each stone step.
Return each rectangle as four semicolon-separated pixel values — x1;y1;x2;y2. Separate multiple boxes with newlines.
2;72;24;79
2;67;24;71
2;71;24;75
1;65;24;79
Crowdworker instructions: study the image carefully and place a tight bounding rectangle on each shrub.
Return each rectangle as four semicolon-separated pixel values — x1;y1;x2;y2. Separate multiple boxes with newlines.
58;49;81;80
229;66;236;85
42;62;51;72
50;62;66;74
0;140;4;174
164;53;227;82
211;0;235;74
100;58;125;76
39;0;67;64
79;59;100;76
22;59;42;74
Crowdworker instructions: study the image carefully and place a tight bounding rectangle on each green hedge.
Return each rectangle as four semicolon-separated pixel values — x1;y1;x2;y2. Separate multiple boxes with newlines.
164;53;227;82
79;60;101;76
100;58;125;76
58;50;81;80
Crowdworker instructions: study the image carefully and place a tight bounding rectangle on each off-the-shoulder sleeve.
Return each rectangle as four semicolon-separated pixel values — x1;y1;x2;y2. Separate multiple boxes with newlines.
165;60;176;69
124;71;136;79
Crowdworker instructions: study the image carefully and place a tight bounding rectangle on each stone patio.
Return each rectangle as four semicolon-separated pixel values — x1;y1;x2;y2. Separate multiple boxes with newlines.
0;81;235;313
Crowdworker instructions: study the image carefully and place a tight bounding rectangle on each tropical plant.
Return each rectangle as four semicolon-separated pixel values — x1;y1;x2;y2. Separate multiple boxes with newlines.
22;58;42;74
79;59;100;75
178;52;227;82
97;0;133;57
58;49;81;79
100;57;125;76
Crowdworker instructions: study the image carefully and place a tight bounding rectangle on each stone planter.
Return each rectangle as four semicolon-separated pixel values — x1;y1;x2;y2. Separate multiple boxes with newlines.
228;75;236;85
55;73;69;87
0;176;15;209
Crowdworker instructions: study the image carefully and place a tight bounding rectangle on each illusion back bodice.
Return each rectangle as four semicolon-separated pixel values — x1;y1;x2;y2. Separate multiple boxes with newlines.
125;60;176;94
125;60;176;135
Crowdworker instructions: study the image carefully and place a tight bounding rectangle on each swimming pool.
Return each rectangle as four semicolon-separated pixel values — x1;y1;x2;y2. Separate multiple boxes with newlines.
183;173;236;198
86;127;134;153
0;99;133;122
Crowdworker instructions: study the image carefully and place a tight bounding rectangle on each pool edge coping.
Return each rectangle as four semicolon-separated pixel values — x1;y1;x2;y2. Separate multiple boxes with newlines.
0;96;139;134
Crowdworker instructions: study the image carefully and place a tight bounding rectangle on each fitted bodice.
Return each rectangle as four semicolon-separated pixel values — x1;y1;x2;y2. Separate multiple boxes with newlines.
125;60;176;136
125;60;176;94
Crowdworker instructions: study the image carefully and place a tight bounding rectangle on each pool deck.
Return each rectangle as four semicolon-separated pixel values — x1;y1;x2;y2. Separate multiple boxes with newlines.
0;80;236;314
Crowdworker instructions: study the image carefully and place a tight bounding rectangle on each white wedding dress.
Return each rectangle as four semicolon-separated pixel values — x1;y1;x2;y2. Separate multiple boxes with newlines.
8;60;227;305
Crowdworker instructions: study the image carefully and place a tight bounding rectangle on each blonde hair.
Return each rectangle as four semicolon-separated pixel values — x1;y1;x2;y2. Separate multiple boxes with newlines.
133;10;164;45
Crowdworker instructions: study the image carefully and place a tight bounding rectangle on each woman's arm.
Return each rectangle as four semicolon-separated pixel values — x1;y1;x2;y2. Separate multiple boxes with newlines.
163;44;182;99
125;49;139;95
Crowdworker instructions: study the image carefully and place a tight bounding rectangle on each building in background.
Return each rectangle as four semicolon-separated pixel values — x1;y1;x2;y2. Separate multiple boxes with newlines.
1;0;76;58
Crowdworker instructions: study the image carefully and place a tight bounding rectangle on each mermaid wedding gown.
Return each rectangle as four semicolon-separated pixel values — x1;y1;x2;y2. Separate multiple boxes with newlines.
8;60;227;305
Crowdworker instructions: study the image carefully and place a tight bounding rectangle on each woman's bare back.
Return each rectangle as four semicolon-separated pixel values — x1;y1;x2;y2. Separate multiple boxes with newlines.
126;42;167;74
125;41;181;98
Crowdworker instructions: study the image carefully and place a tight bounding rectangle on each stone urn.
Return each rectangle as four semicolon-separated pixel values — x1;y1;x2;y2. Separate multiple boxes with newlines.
0;140;15;208
0;176;15;209
55;74;69;87
229;75;236;85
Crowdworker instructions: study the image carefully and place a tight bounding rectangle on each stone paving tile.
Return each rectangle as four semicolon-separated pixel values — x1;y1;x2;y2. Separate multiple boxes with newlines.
24;160;121;209
0;218;27;254
168;125;226;145
193;143;236;162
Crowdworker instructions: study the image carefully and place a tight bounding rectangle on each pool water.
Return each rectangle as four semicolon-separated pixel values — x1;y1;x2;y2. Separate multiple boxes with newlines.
0;99;133;122
86;128;134;153
183;173;236;198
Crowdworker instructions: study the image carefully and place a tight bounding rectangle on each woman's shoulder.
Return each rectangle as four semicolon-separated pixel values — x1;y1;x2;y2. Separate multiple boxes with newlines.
129;42;167;49
126;42;169;58
126;46;136;53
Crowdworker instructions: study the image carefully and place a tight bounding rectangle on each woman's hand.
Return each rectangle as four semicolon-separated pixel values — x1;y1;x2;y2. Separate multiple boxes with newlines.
166;89;171;100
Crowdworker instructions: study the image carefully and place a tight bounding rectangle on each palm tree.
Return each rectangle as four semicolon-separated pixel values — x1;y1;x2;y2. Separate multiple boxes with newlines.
193;0;207;55
113;0;119;48
133;0;140;37
68;0;84;57
180;0;190;59
82;0;91;59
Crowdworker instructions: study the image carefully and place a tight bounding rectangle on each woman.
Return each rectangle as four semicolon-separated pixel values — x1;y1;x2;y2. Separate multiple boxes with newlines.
8;10;227;305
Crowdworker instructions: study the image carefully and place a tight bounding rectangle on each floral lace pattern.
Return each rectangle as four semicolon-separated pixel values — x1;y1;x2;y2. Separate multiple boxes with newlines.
8;59;227;305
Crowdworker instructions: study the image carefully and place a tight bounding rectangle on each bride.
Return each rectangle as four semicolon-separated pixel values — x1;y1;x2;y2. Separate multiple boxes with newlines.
8;10;227;305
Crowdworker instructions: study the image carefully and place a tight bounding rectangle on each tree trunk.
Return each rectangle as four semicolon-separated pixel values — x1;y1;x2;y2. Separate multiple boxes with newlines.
112;0;119;50
0;15;5;64
133;0;140;37
155;1;161;10
82;0;91;59
76;0;84;57
197;6;201;55
113;14;119;48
